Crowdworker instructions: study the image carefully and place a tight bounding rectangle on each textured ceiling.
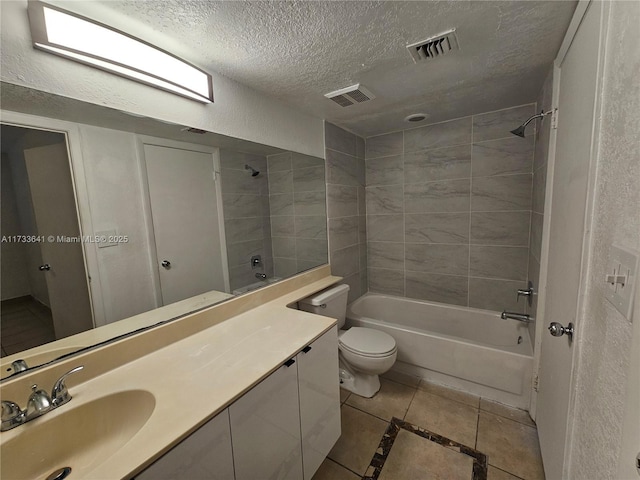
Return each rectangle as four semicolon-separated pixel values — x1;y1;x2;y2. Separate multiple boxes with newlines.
55;1;576;137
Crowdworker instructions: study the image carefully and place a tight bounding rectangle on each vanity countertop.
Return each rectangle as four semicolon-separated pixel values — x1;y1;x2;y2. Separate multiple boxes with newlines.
0;272;340;480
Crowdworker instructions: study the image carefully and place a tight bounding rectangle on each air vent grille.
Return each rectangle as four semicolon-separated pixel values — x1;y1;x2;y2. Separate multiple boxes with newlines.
407;29;459;63
325;84;375;107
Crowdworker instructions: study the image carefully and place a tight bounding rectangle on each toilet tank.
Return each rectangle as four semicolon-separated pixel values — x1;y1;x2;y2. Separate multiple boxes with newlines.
298;284;350;328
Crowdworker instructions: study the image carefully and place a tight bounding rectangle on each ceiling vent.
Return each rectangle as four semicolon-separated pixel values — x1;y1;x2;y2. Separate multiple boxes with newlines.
324;84;375;107
407;29;459;63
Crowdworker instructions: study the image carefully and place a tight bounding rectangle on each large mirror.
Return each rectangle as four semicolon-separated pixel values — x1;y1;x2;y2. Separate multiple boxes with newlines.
0;82;328;379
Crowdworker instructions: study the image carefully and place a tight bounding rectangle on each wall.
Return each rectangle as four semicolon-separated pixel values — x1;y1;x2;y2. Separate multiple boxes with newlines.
324;123;367;304
568;1;640;477
0;1;324;158
220;150;273;291
364;105;535;312
267;152;328;279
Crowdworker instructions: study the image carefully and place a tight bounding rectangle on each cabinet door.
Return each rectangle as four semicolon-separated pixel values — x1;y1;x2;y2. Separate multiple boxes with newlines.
230;360;303;480
135;409;234;480
297;327;341;479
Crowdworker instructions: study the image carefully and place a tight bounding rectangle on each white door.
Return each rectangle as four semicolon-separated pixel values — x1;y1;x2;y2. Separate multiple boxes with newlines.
535;3;604;478
23;142;94;338
144;144;228;305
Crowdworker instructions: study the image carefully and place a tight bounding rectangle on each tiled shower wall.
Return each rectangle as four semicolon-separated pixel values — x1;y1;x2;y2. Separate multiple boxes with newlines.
324;122;367;303
365;104;536;312
267;151;328;278
220;150;273;291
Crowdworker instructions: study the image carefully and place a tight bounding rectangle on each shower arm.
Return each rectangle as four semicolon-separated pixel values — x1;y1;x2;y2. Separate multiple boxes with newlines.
522;110;553;128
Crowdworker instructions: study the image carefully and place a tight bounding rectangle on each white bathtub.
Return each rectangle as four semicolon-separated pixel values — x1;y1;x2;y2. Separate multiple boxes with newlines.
347;293;533;408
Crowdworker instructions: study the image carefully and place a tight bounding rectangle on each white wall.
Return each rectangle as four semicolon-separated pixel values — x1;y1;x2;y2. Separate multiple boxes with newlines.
0;1;324;158
568;1;640;477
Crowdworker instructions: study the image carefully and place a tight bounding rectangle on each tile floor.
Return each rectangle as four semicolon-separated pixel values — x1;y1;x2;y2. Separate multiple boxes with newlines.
1;296;55;357
313;371;545;480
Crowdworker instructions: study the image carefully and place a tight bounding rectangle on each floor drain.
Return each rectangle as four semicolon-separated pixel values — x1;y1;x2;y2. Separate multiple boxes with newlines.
47;467;72;480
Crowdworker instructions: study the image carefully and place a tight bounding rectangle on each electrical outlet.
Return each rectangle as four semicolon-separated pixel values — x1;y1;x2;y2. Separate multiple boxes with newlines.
605;245;639;321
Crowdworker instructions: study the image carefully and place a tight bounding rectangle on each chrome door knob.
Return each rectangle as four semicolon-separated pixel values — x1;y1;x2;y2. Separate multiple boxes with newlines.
39;264;51;271
548;322;574;340
161;260;171;268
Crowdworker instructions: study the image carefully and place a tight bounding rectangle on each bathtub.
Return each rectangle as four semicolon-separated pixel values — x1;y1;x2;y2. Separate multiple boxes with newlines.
347;293;533;408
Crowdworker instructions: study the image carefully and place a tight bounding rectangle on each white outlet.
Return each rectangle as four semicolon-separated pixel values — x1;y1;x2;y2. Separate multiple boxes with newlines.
605;245;639;321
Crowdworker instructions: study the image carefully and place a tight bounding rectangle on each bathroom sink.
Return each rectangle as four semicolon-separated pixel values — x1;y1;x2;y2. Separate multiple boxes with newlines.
1;390;156;480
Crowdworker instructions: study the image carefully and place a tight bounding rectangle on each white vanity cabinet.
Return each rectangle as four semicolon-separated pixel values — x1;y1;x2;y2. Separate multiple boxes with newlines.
135;409;235;480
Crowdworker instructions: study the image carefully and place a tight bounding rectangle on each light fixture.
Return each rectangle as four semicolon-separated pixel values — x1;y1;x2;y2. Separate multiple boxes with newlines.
27;1;213;103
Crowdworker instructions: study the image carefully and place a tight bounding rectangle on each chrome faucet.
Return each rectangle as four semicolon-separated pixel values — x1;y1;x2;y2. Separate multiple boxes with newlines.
501;311;532;323
0;365;84;431
11;359;29;373
255;272;267;280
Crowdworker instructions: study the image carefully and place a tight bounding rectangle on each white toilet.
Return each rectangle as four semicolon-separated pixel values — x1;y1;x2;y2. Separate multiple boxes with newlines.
299;284;397;398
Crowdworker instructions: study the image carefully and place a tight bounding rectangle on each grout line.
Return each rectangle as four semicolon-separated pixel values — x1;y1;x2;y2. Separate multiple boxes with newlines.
474;407;481;449
324;457;363;478
344;402;395;425
488;464;526;480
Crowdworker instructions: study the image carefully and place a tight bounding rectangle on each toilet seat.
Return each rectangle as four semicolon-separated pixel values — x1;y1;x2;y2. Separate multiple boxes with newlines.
339;327;396;357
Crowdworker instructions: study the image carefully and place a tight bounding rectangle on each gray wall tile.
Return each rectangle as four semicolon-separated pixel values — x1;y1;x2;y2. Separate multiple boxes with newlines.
271;215;295;237
342;274;362;304
327;150;361;187
297;259;325;272
469;246;528;281
358;215;367;244
472;104;536;142
227;239;265;268
325;122;356;156
356;136;365;159
329;216;359;251
268;170;293;194
471;174;533;211
272;236;296;258
225;217;264;243
404;179;470;213
405;272;468;306
292;152;325;169
366;131;404;159
530;212;544;262
404;213;470;244
293;165;326;192
297;238;328;263
331;244;360;277
294;191;327;216
368;241;404;269
269;193;294;216
532;163;547;215
472;137;534;177
468;277;525;311
267;152;292;172
274;258;298;278
367;214;404;242
366;155;404;186
470;212;531;246
404;145;471;183
405;244;469;275
357;186;366;215
404;117;471;152
295;215;327;239
366;185;404;214
221;150;267;172
223;193;263;218
369;268;405;296
327;185;358;218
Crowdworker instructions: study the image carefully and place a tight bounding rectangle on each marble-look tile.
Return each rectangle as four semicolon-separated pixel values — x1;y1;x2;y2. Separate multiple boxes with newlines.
404;145;471;183
405;244;469;275
225;217;264;243
470;246;528;281
468;277;525;312
470;212;531;246
268;193;294;216
327;185;358;218
381;370;421;388
404;117;471;153
293;165;326;193
220;150;267;171
339;388;351;404
368;242;404;270
369;268;405;296
328;405;389;476
273;257;298;278
417;381;480;408
295;215;327;239
359;268;368;298
226;239;264;267
229;264;259;291
327;149;361;187
405;389;478;446
530;212;543;262
357;186;366;216
342;273;362;304
488;466;522;480
405;213;470;244
471;174;532;211
294;191;327;216
356;135;365;159
472;104;536;143
222;193;263;218
346;378;416;422
472;137;534;177
270;215;295;237
222;168;267;195
271;236;296;258
366;155;404;186
329;216;359;250
267;152;292;172
358;215;367;245
297;259;324;272
404;179;470;213
312;458;360;480
325;122;356;156
532;163;547;215
405;271;468;306
366;185;404;215
477;411;544;480
367;214;404;242
480;399;535;427
331;244;360;277
268;169;293;194
365;131;403;159
297;238;328;263
292;152;325;169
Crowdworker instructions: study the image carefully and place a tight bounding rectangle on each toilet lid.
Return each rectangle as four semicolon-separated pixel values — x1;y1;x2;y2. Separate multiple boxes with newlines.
339;327;396;356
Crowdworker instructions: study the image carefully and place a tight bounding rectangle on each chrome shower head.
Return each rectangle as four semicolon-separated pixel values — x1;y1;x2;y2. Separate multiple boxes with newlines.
244;164;260;177
510;110;553;138
510;125;527;138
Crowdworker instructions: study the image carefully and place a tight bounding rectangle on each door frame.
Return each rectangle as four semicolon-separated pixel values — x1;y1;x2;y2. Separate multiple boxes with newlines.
135;135;231;303
0;110;103;327
528;0;610;475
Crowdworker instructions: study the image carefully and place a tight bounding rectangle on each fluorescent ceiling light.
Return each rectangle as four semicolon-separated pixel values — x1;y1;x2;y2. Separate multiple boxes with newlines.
27;1;213;103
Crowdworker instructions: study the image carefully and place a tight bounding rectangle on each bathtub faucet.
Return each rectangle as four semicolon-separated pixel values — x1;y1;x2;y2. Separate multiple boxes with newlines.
501;311;532;323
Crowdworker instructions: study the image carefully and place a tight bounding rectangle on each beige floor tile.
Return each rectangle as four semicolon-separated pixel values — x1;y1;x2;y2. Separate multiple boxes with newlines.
488;465;523;480
418;380;481;408
340;388;351;404
328;404;389;476
477;411;544;480
346;378;416;421
405;389;478;447
381;370;421;388
312;458;360;480
378;429;474;480
480;398;535;427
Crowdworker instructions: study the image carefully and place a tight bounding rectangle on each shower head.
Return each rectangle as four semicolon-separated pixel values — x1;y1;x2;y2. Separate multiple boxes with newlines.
510;110;553;138
244;164;260;177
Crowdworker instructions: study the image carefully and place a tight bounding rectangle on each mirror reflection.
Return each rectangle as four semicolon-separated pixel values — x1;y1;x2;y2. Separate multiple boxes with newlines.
0;83;328;377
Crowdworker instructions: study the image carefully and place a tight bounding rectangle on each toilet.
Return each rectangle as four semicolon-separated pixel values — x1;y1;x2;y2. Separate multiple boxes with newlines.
299;284;397;398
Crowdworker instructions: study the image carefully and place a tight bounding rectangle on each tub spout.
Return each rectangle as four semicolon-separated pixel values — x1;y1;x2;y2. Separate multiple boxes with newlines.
501;311;531;323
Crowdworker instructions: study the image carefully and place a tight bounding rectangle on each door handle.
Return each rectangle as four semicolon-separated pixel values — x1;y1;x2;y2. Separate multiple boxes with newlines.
39;264;51;271
548;322;574;341
161;260;171;268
